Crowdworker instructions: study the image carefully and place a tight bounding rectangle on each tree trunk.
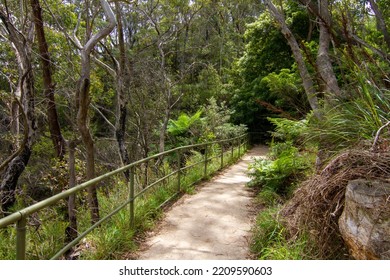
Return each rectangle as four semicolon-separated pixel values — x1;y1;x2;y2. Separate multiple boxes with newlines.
368;0;390;50
76;0;116;224
115;2;130;180
30;0;66;159
0;10;36;213
157;40;172;154
264;0;321;119
10;100;20;150
316;0;341;98
65;140;78;244
159;106;171;154
1;147;32;213
76;63;100;223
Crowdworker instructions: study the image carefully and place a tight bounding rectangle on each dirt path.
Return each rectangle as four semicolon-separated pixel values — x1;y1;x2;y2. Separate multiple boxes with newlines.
136;145;268;260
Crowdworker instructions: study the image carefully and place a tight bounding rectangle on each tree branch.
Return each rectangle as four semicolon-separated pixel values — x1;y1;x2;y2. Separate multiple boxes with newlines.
371;121;390;151
84;0;116;55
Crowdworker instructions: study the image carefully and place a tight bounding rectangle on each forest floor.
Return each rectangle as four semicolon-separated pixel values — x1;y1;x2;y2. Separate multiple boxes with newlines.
135;145;268;260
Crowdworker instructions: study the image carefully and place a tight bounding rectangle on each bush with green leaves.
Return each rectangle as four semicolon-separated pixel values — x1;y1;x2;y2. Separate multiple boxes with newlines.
268;117;308;145
248;117;313;196
249;141;313;196
167;98;247;146
167;110;203;146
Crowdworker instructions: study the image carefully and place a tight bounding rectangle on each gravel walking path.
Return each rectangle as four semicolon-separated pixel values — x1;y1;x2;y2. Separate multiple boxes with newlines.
137;146;268;260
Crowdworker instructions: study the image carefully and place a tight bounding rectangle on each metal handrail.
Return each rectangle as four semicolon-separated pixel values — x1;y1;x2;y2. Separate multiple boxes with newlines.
0;133;249;259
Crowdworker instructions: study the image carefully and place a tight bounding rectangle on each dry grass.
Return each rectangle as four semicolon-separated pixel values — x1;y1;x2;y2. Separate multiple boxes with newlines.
280;140;390;259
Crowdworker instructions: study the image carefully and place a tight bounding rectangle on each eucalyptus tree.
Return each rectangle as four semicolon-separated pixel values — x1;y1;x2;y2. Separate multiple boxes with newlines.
367;0;390;50
74;0;116;223
202;0;262;75
30;0;66;159
114;1;130;179
135;0;202;153
51;0;117;223
0;2;37;213
85;1;133;179
264;0;320;117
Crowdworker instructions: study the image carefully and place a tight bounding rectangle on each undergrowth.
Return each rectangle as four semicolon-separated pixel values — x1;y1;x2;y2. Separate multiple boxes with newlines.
248;118;315;259
249;73;390;259
250;207;312;260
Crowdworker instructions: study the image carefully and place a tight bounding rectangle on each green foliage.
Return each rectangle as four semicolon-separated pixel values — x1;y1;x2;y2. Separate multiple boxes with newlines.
181;66;224;108
255;188;282;207
268;117;308;144
248;118;313;196
168;98;247;146
0;228;16;259
167;110;203;136
306;72;390;154
230;4;315;131
28;216;68;259
261;69;309;114
201;97;247;140
230;12;294;131
251;208;282;256
249;142;312;196
250;207;310;260
80;210;136;259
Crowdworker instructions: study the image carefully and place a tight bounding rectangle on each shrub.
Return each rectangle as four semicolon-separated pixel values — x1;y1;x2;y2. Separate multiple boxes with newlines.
248;141;313;196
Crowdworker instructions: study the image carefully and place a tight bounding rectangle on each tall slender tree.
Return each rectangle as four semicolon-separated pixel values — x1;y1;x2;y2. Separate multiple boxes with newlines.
114;1;130;179
75;0;116;223
264;0;320;119
30;0;66;159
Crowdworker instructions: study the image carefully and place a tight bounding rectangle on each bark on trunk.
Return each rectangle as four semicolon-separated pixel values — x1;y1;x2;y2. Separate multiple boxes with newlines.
30;0;66;159
297;0;341;98
115;2;130;180
10;100;19;150
159;106;171;154
316;0;341;98
0;147;32;213
157;39;173;154
66;140;78;244
77;54;100;223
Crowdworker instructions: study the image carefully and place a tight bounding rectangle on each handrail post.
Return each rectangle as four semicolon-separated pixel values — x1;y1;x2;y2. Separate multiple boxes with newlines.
231;140;234;161
177;149;181;192
204;144;208;177
129;166;135;229
220;142;223;169
238;137;241;156
16;216;27;260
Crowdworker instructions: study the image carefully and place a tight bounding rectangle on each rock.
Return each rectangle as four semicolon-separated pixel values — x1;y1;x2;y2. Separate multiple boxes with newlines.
339;179;390;259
